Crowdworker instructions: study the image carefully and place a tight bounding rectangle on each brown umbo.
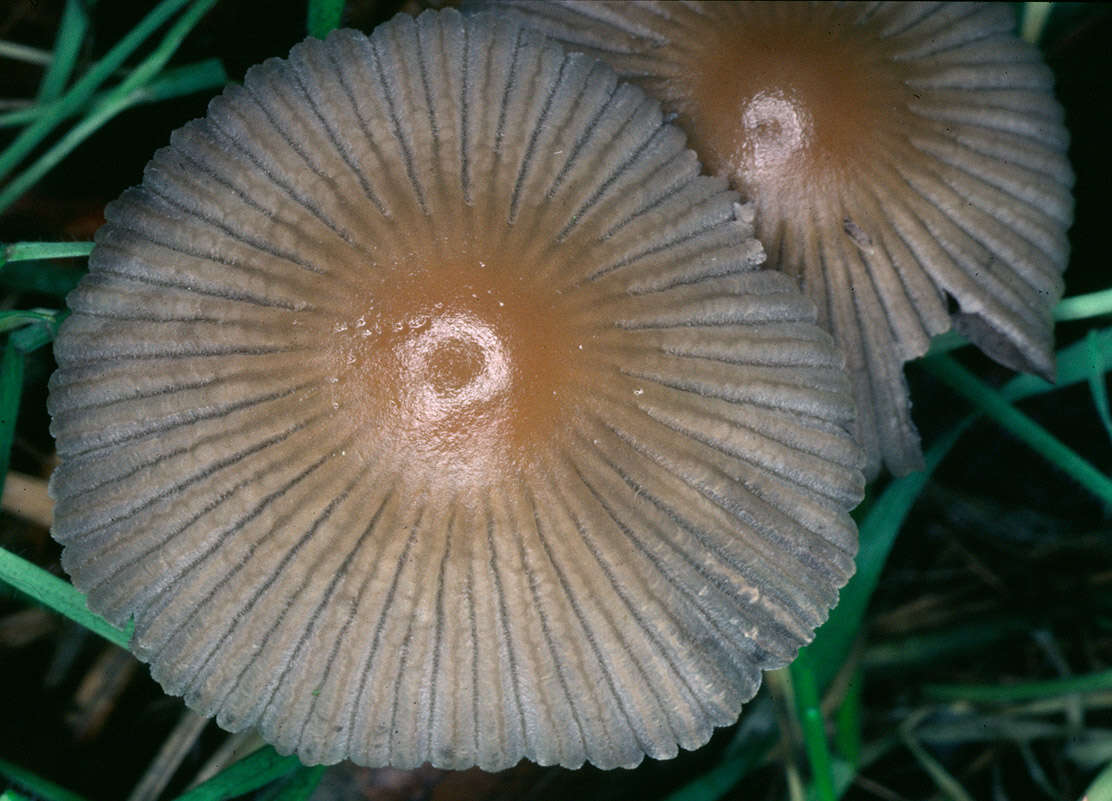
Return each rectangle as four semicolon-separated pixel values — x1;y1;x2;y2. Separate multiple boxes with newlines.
486;1;1075;477
49;10;863;771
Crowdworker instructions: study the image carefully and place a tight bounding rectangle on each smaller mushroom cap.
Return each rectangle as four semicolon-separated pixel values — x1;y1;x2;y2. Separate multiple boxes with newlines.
487;1;1075;478
49;9;863;771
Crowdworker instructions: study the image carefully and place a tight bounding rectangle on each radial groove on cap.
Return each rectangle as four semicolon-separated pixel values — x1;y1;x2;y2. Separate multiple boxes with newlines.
486;0;1075;478
50;9;863;771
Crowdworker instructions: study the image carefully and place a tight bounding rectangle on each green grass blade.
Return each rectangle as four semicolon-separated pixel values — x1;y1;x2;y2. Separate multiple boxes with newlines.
0;41;53;66
834;669;863;768
0;0;220;215
1021;2;1054;44
1082;760;1112;801
89;3;223;108
172;747;301;801
925;328;969;356
37;0;93;103
1002;328;1112;401
1;241;93;264
307;0;345;37
0;546;132;649
1056;287;1112;322
0;310;63;334
133;58;227;103
10;314;64;354
901;733;977;801
0;756;91;801
790;650;837;801
0;241;91;299
0;0;195;183
816;760;857;801
925;667;1112;703
0;341;24;500
922;354;1112;508
863;617;1031;671
1;58;226;129
1;789;34;801
1088;330;1112;443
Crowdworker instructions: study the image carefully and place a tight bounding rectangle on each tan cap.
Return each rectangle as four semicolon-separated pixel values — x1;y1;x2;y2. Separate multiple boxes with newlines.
50;9;863;771
486;1;1074;477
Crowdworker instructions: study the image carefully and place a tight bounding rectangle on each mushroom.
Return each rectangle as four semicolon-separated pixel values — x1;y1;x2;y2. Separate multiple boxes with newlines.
48;9;864;771
483;1;1075;477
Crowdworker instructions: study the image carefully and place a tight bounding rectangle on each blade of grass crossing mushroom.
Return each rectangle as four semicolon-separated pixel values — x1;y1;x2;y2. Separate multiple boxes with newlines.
0;547;132;648
36;0;92;104
1;241;93;264
0;757;91;801
922;354;1112;508
0;0;221;215
0;0;195;182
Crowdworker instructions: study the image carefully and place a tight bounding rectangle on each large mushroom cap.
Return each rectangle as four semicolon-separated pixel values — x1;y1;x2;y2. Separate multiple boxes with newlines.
486;1;1075;477
49;9;863;771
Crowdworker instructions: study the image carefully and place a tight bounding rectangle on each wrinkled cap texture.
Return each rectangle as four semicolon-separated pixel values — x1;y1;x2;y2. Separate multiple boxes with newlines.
486;1;1075;478
48;9;864;772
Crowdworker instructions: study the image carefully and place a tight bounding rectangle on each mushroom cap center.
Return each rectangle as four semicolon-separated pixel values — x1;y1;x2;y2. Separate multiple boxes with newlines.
329;241;588;485
677;7;913;205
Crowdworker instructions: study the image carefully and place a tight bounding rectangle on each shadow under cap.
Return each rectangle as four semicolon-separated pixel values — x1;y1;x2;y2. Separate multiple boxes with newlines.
47;9;864;772
486;0;1075;478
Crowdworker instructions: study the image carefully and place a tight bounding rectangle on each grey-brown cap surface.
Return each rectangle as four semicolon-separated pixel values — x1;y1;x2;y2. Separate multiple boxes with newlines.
485;1;1075;478
49;9;863;771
